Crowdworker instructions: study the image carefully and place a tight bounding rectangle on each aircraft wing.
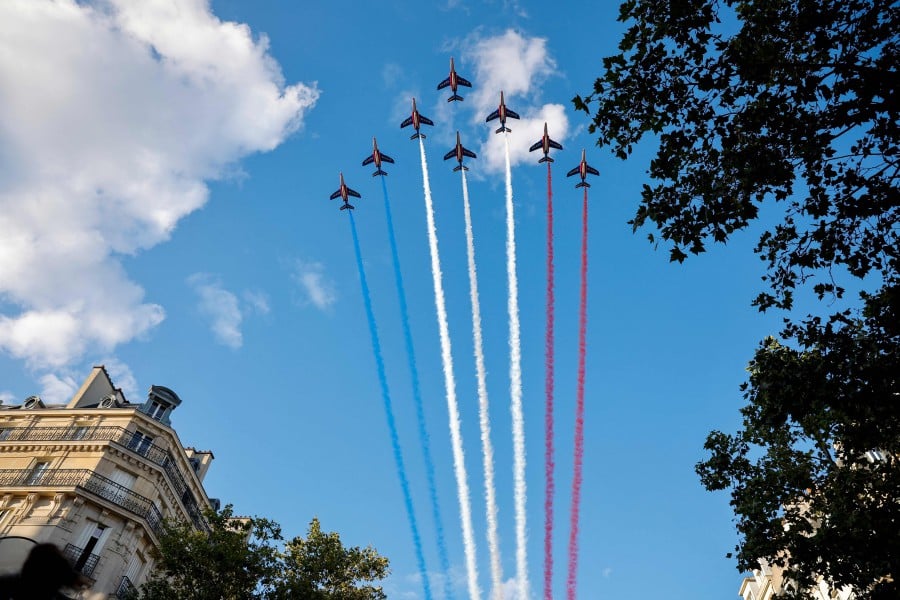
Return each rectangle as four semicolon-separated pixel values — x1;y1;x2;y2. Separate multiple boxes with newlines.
586;165;600;176
528;140;543;152
419;115;435;127
566;166;580;177
462;148;477;159
329;189;342;200
362;155;375;166
549;139;563;150
381;153;395;164
506;108;521;120
437;77;451;90
347;187;361;199
443;148;456;161
485;109;500;122
457;76;472;88
400;116;413;128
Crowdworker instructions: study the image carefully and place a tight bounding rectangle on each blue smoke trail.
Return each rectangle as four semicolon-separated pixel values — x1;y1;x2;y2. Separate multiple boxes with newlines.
348;211;433;600
380;176;454;600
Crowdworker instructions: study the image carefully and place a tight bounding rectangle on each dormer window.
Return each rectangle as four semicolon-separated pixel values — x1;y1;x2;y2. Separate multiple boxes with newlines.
141;385;181;425
23;396;44;409
146;401;166;421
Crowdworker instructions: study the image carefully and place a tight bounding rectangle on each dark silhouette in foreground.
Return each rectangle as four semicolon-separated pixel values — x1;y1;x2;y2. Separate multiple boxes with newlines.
0;543;85;599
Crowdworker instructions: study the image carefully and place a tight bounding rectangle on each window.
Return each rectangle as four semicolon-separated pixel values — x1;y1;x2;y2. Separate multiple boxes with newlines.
127;431;153;456
74;522;108;575
72;425;89;441
0;428;9;441
25;461;50;485
146;401;166;420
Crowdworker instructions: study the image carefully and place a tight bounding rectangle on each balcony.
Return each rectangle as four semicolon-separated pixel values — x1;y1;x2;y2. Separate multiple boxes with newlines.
116;575;137;599
0;426;208;532
62;543;99;578
0;468;162;536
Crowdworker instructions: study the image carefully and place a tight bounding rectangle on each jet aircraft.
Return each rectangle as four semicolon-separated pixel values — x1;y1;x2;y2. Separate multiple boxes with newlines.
443;131;477;172
437;57;472;102
400;98;434;139
566;150;600;188
361;137;394;176
329;172;361;210
485;91;520;133
529;122;564;163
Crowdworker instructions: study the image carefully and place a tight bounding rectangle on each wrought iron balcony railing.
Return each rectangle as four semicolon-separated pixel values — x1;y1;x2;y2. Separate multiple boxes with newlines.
0;468;162;536
62;543;100;578
116;575;137;599
0;426;208;532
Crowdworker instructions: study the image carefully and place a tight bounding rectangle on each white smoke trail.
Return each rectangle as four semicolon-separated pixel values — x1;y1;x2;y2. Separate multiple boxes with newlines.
461;169;504;598
504;134;529;600
418;138;481;600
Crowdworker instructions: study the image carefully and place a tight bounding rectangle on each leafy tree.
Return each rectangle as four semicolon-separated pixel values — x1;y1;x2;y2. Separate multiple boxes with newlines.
136;508;389;600
574;0;898;597
574;0;897;311
271;518;390;600
697;289;900;598
138;506;282;600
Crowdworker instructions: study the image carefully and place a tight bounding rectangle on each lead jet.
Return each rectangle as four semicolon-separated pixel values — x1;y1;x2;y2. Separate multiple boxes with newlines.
437;57;472;102
443;131;477;172
566;150;600;188
400;98;434;139
329;172;361;210
529;122;564;163
362;137;394;176
485;91;520;134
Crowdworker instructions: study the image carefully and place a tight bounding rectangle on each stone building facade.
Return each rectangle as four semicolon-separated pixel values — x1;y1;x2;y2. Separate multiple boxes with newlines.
0;366;215;599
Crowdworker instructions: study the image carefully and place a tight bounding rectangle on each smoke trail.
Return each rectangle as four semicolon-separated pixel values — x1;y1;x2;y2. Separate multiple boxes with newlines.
418;138;481;600
380;176;455;600
543;162;556;600
503;133;529;600
460;169;504;598
347;211;433;600
566;188;589;600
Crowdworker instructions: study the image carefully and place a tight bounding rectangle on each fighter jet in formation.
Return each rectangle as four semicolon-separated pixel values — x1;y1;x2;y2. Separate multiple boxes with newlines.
567;150;600;188
443;131;477;172
529;122;564;163
400;98;434;139
361;137;394;176
437;57;472;102
486;91;520;134
329;172;361;210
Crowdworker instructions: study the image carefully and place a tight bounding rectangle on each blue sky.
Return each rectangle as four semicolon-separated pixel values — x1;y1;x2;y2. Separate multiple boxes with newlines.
0;1;792;598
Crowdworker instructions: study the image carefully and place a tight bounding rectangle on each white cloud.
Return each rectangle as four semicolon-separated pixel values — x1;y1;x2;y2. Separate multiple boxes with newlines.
243;290;271;316
188;274;243;349
38;372;79;405
0;391;16;405
100;357;139;400
499;577;519;600
292;260;336;311
0;0;318;369
463;30;569;173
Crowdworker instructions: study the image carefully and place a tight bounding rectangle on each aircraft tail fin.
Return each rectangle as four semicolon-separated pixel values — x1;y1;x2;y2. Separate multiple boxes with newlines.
495;126;511;134
453;165;468;172
410;132;426;140
373;169;388;177
340;203;355;210
448;94;464;102
538;156;553;163
575;182;590;189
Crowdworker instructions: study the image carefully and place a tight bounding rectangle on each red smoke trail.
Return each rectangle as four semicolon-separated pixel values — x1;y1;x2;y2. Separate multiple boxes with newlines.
567;187;589;600
543;161;556;600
